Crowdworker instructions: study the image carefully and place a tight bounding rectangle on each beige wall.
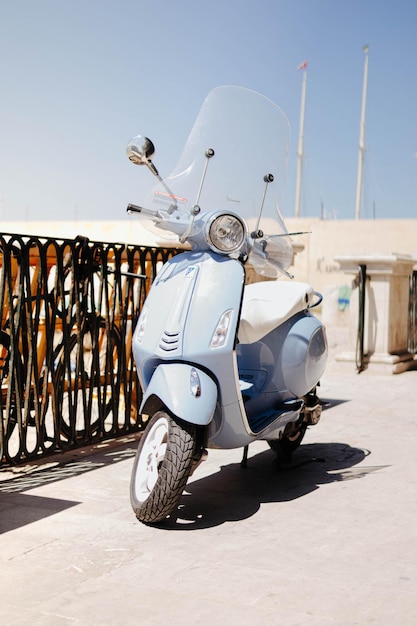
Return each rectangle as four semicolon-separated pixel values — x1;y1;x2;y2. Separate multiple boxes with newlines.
2;216;417;296
283;218;417;329
286;218;417;293
0;218;159;248
2;217;416;334
3;216;415;368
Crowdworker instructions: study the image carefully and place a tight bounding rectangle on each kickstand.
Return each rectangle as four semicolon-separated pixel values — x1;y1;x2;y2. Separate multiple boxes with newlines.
241;445;249;468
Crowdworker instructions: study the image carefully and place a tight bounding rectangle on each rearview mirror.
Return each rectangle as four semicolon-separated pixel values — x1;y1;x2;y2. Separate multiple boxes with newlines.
126;135;155;165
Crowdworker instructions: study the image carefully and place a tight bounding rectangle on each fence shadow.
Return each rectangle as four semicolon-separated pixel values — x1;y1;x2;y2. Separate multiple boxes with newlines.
0;436;139;533
0;492;79;534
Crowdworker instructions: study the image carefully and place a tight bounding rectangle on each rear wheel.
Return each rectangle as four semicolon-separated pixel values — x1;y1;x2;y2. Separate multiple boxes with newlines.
130;410;197;524
268;423;307;464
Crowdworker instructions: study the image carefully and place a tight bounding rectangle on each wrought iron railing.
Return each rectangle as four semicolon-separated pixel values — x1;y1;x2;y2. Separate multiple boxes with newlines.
408;270;417;355
0;231;177;466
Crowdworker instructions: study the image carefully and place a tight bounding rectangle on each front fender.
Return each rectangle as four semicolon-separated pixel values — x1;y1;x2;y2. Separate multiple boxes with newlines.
140;363;218;426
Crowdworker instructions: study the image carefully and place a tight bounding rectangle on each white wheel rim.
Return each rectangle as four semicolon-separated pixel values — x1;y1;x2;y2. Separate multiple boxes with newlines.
134;416;169;502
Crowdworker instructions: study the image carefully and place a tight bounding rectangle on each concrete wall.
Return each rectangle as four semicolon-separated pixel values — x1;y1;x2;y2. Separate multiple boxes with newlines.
3;217;416;280
284;218;417;330
0;218;159;248
2;217;417;331
285;218;417;291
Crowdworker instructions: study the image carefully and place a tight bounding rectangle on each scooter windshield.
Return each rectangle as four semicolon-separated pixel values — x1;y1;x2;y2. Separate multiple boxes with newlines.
141;85;293;278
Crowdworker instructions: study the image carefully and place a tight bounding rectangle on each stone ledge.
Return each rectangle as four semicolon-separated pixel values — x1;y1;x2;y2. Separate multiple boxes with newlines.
336;350;417;375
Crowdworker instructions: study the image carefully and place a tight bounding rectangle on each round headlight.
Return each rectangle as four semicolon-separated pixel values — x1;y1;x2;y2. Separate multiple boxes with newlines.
207;213;246;254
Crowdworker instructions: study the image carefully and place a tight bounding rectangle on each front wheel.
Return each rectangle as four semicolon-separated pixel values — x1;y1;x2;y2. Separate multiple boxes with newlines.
130;410;197;524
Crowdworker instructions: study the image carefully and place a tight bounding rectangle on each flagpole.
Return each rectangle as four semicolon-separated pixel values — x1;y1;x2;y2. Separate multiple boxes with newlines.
355;45;369;220
295;61;308;217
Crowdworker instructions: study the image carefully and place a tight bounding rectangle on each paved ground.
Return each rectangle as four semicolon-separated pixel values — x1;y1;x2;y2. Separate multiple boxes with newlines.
1;332;417;625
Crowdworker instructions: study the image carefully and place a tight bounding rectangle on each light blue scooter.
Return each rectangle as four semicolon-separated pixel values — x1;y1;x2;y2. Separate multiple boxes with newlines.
126;86;328;524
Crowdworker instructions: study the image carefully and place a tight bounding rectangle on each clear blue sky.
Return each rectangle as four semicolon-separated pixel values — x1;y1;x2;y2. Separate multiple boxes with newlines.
1;0;416;222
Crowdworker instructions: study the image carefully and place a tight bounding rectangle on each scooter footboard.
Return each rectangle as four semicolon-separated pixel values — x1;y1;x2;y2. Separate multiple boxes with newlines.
140;363;218;426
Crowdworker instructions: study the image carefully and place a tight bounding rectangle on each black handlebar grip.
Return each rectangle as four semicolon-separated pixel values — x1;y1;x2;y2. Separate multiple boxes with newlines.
126;203;143;214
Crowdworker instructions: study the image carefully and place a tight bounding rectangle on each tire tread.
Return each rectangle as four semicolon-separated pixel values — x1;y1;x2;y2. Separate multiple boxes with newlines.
131;411;197;524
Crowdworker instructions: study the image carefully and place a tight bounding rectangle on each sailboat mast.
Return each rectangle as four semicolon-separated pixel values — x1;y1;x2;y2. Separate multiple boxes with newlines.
355;45;370;220
295;61;308;218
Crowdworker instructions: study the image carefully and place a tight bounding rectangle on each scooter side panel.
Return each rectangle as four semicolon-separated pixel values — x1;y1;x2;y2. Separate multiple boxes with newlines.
281;313;328;397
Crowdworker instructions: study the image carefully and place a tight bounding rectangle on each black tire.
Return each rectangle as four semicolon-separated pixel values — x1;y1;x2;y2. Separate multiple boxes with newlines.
130;410;197;524
268;423;307;463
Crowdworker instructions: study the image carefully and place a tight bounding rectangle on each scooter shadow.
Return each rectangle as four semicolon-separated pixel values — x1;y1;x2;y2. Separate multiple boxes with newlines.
158;442;383;530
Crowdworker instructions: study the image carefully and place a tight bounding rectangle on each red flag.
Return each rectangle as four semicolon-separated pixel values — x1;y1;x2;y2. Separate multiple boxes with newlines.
297;60;308;70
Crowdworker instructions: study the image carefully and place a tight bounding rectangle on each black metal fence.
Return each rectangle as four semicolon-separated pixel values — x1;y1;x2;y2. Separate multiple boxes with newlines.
0;231;177;466
408;270;417;355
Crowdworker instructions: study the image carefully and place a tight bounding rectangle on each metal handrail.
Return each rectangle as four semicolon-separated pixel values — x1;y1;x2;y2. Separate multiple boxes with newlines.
0;232;178;466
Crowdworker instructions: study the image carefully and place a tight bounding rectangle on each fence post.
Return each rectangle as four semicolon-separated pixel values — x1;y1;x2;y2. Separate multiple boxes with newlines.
408;270;417;355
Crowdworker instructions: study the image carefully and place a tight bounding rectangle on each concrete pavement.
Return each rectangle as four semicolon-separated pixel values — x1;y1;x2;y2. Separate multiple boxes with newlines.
1;335;417;625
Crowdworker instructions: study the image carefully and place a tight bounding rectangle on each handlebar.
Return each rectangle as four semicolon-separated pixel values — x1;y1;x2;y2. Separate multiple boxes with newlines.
126;203;161;219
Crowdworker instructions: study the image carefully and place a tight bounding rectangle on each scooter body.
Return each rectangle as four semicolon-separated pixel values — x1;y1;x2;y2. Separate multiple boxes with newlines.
134;250;327;450
126;85;328;524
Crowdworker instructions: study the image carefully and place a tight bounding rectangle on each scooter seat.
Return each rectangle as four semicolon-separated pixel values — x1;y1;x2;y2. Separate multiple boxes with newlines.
238;280;314;344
